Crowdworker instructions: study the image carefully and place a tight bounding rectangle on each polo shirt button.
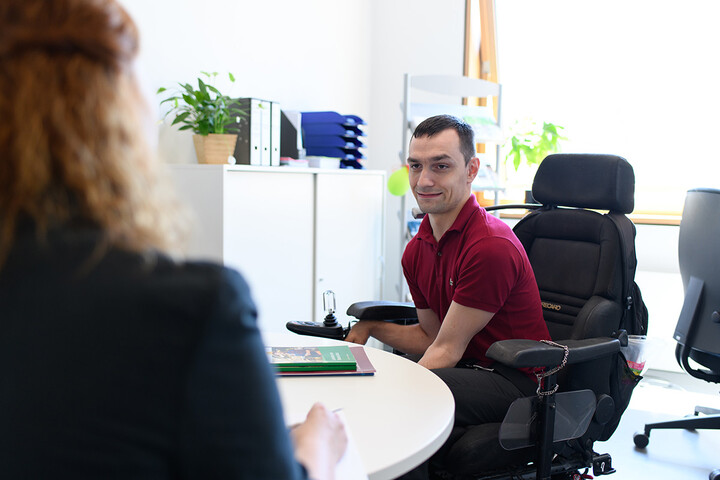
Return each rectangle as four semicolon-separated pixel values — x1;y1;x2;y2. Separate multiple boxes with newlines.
437;251;442;256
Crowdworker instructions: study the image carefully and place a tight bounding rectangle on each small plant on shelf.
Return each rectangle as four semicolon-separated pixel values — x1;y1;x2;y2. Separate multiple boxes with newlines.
505;120;567;171
157;72;245;164
157;71;243;135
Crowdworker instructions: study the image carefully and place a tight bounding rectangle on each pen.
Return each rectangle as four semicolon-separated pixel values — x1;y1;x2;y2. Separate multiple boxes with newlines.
288;407;344;430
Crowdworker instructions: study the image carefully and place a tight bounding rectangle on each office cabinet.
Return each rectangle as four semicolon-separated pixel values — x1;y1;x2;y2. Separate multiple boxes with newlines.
314;172;385;322
169;165;385;334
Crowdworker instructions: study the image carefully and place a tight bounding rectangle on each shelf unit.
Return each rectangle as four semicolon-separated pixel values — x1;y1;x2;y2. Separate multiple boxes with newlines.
402;73;504;202
397;74;504;300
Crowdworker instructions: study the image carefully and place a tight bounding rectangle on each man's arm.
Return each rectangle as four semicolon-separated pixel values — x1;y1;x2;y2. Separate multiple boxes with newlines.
418;301;494;370
344;308;441;355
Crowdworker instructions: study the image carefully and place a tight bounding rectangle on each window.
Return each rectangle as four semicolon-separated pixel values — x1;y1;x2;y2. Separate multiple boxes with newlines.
468;0;720;221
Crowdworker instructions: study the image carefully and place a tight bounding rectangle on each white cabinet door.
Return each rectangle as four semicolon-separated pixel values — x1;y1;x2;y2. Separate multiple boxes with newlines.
169;166;385;334
222;171;315;333
314;173;385;325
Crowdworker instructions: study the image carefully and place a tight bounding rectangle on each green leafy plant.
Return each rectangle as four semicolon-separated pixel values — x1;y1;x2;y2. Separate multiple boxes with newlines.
506;121;567;171
157;72;244;135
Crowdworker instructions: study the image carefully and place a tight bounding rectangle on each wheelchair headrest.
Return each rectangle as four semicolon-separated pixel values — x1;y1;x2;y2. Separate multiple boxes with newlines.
532;154;635;213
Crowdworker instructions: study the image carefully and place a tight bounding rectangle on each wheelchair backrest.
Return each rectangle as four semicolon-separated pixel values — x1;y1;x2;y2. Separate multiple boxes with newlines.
512;154;639;342
513;154;645;441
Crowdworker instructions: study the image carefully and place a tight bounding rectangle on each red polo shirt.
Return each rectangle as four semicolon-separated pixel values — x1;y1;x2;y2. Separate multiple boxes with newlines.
402;195;549;367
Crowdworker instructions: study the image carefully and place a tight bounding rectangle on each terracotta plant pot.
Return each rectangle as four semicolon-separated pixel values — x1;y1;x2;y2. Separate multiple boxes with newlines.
192;134;238;164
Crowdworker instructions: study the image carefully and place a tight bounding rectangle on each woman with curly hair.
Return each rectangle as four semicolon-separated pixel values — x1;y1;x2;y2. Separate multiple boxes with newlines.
0;1;346;478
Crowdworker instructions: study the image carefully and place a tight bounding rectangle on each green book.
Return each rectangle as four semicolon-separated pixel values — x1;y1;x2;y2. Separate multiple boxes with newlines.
266;345;357;372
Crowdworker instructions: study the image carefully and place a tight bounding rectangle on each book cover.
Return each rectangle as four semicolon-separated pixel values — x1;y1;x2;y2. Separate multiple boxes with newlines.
267;345;357;372
275;346;376;377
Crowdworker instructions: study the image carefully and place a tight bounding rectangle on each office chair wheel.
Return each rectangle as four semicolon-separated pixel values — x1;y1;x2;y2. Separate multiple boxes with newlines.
632;432;649;448
710;468;720;480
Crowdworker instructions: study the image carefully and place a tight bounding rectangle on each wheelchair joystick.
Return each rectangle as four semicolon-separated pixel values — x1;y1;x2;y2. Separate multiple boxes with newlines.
322;290;338;327
286;290;347;340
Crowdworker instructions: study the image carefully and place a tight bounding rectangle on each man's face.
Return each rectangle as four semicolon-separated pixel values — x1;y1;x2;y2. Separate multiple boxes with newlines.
407;129;478;218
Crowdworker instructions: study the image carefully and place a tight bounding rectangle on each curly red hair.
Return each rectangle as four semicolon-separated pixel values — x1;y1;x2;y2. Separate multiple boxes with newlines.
0;0;187;264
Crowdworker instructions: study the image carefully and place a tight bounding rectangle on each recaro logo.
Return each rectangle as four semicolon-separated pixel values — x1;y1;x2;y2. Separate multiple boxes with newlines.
542;302;562;311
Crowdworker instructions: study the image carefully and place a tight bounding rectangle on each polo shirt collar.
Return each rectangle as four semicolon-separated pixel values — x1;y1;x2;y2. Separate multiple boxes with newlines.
416;195;480;245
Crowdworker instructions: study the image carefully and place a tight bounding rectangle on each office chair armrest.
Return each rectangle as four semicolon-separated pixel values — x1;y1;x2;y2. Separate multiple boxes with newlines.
487;338;621;369
346;301;417;321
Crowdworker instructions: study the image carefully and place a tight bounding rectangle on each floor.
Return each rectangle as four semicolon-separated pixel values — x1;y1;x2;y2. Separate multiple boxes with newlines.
595;370;720;479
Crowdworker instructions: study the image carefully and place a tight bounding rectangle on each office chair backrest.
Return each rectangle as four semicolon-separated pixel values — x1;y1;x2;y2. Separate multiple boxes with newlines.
513;154;639;341
675;188;720;381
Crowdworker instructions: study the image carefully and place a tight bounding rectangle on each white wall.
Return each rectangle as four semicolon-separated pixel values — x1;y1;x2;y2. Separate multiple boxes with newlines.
120;0;373;165
367;0;466;301
118;0;466;305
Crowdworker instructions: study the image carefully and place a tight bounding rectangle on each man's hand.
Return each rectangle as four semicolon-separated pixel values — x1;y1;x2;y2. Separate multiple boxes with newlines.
345;317;437;356
344;321;376;345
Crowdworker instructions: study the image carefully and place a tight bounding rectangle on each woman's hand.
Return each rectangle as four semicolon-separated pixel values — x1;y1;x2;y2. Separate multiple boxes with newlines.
291;403;348;480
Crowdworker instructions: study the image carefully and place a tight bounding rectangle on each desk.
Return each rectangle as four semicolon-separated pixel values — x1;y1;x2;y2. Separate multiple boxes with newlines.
263;333;455;480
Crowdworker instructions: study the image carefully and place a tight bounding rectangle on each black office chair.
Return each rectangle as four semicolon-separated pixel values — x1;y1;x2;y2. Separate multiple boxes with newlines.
289;154;646;479
632;188;720;480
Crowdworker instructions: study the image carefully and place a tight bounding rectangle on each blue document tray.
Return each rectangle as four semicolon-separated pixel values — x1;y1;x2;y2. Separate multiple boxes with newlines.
301;111;366;126
340;159;364;169
305;146;364;160
303;135;365;149
301;123;365;137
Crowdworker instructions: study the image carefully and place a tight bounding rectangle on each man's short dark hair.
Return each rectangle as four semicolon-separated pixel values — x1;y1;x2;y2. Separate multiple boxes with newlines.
412;114;476;164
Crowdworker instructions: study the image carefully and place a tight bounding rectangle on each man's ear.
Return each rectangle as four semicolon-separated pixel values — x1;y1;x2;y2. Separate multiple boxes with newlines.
467;156;480;182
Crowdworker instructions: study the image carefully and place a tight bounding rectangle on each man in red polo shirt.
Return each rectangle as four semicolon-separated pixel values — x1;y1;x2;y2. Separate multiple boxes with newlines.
346;114;550;478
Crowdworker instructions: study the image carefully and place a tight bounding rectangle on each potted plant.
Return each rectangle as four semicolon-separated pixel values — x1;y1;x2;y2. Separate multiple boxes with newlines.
506;120;566;172
157;71;244;164
505;120;566;202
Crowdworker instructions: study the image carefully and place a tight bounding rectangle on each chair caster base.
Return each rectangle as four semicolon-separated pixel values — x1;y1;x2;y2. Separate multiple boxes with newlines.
633;431;649;448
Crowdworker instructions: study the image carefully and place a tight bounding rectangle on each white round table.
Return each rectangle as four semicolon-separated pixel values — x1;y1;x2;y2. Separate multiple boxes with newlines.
263;333;455;480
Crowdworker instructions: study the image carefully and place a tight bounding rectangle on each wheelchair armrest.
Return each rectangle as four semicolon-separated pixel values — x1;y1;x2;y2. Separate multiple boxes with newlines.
487;337;621;369
487;339;566;368
562;338;621;364
346;301;417;321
